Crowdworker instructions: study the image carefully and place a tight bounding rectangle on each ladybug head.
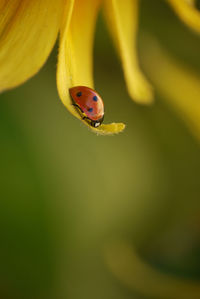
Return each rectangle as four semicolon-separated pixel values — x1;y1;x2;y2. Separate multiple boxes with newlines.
90;115;104;128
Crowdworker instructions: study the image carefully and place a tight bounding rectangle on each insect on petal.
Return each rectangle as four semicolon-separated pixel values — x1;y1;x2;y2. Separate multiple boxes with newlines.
57;0;125;134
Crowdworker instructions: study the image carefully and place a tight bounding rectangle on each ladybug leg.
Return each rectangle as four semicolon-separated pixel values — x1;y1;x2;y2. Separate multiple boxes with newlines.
71;103;91;124
72;103;83;113
82;116;90;121
82;116;92;126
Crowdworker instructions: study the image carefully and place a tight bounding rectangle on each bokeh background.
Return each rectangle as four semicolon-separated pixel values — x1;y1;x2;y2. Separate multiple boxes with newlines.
0;1;200;298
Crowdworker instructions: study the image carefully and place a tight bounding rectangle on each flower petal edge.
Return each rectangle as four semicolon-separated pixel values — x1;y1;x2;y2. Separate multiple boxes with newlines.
103;0;153;104
0;0;64;92
167;0;200;33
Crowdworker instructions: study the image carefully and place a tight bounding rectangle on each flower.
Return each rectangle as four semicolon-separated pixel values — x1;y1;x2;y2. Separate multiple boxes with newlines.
0;0;200;134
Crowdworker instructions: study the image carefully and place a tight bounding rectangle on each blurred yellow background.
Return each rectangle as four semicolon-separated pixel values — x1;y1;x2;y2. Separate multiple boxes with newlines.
0;1;200;298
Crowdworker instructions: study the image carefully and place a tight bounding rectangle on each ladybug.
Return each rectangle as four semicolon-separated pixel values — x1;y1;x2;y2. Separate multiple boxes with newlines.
69;86;104;128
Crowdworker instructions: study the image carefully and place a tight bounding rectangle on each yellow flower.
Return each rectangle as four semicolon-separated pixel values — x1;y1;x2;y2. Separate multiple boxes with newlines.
0;0;200;135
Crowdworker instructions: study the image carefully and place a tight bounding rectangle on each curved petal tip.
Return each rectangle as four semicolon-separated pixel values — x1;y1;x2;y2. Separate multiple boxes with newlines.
129;71;154;105
103;0;154;105
167;0;200;34
89;122;126;135
69;103;125;135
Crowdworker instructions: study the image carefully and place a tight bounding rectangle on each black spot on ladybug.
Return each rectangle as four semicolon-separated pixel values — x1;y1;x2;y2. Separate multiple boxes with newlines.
77;91;82;97
88;107;93;112
93;96;98;101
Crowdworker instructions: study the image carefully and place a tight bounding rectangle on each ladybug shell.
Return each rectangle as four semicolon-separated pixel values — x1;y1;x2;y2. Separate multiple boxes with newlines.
69;86;104;122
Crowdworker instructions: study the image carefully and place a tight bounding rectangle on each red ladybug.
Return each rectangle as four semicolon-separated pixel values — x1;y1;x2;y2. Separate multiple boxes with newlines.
69;86;104;128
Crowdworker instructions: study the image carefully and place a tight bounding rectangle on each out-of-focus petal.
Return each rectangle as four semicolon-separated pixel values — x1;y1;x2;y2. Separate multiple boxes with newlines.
0;0;64;91
57;0;125;134
167;0;200;33
143;36;200;142
103;0;153;104
105;240;200;299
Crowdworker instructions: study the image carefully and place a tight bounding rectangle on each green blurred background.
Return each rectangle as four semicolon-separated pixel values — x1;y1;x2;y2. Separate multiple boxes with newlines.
0;1;200;298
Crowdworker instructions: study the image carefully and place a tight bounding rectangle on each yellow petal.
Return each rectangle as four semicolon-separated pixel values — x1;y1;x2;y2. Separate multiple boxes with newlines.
57;0;125;135
167;0;200;33
94;123;125;135
0;0;64;91
103;0;153;104
142;36;200;142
